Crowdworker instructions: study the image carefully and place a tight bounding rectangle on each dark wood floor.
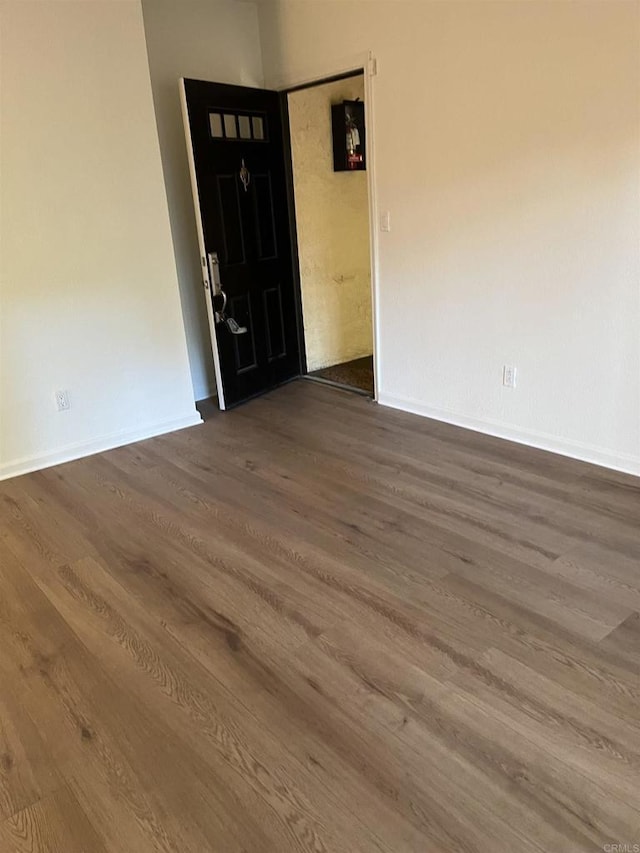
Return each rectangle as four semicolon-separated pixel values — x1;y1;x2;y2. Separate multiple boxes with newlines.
0;380;639;852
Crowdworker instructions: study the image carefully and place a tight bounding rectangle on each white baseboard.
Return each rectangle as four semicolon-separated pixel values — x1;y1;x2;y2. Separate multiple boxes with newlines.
377;392;640;478
0;412;204;482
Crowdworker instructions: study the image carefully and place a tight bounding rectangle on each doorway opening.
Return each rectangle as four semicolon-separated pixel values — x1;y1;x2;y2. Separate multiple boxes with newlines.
285;71;375;398
181;62;378;410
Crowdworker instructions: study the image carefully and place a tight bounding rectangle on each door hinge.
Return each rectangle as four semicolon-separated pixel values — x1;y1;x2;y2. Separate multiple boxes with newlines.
368;56;378;77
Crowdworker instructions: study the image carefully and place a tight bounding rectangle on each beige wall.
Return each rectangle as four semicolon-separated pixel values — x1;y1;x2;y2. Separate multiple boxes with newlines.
259;0;640;475
0;0;200;480
289;76;372;372
142;0;264;400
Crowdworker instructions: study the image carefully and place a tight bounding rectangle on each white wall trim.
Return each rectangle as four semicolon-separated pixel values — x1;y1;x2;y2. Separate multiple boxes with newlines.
378;392;640;478
0;412;204;483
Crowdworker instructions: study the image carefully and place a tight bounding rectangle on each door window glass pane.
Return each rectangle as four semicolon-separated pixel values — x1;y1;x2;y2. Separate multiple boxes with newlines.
238;115;252;139
252;116;265;140
223;114;237;138
209;112;223;138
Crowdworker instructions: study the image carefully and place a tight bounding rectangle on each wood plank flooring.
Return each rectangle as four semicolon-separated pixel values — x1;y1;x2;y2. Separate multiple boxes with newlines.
0;379;639;852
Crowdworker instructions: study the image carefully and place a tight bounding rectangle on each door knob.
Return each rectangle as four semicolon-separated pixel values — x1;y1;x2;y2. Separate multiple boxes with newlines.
206;251;247;333
212;290;227;322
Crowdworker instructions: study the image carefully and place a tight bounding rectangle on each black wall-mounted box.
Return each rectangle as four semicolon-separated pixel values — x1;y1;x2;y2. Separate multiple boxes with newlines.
331;99;366;172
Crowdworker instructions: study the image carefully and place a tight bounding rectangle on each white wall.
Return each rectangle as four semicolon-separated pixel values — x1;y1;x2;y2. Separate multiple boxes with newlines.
0;0;201;481
142;0;264;400
289;76;373;372
258;0;640;476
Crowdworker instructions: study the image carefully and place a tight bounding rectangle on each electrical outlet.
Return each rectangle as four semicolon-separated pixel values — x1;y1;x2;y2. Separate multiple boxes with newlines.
55;390;70;411
502;365;517;389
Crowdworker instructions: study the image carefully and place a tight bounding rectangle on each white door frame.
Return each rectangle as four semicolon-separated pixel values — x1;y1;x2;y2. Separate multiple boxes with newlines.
179;78;229;410
274;51;381;401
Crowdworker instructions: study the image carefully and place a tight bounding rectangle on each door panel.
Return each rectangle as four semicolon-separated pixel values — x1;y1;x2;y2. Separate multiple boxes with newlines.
217;175;245;265
180;78;301;409
253;174;278;259
264;285;287;362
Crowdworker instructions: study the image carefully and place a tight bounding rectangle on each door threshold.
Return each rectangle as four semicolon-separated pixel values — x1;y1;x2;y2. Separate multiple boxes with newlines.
303;374;372;398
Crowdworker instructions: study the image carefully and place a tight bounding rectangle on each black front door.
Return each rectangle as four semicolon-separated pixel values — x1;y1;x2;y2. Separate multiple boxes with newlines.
181;79;301;409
